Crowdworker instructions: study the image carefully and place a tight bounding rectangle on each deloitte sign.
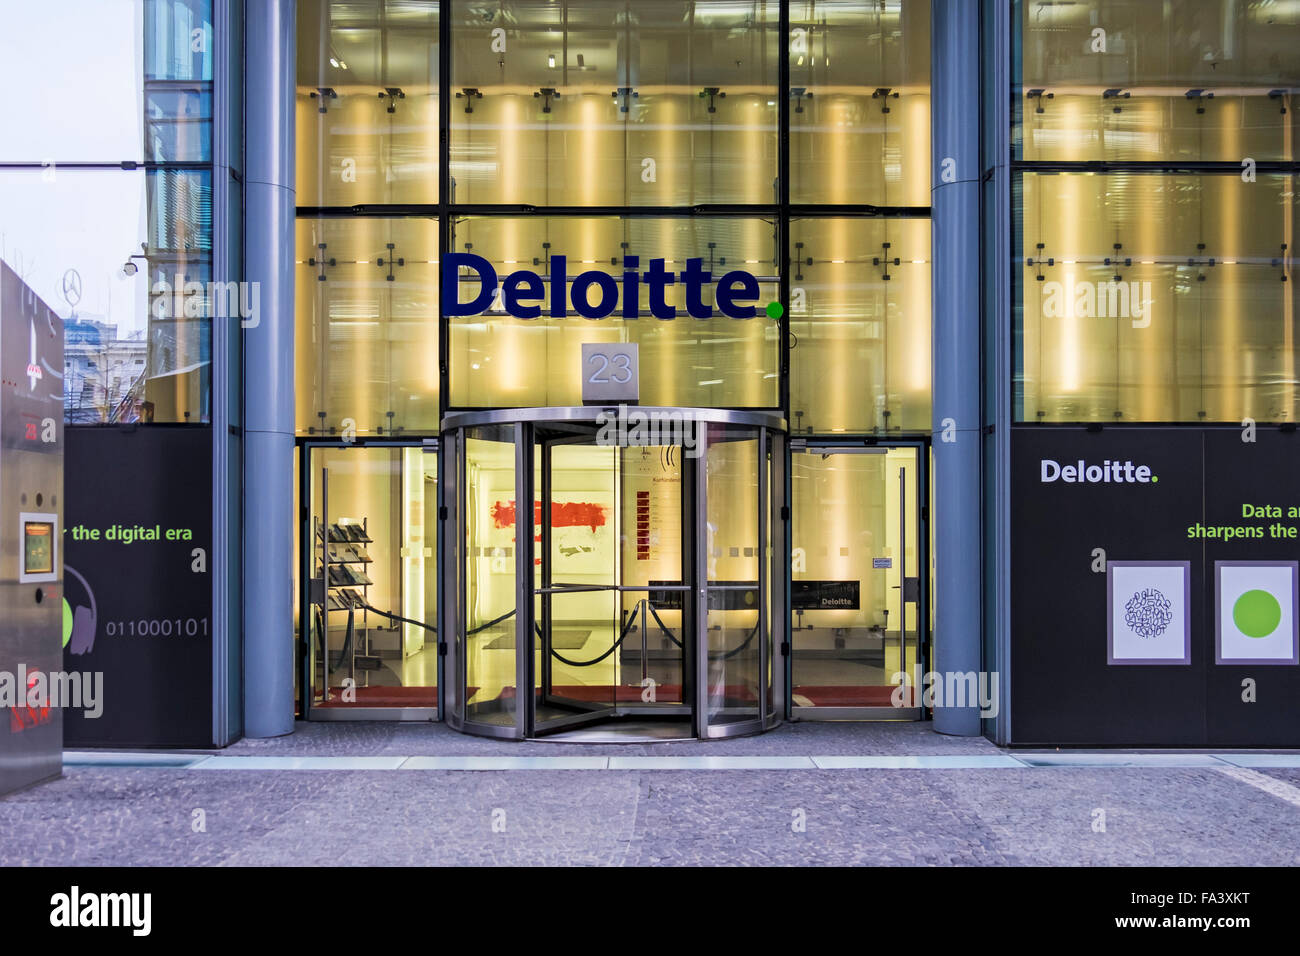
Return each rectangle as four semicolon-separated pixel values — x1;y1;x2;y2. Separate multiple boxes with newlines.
442;253;775;320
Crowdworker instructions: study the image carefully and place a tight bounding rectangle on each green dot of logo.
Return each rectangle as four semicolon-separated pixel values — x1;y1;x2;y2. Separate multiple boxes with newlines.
1233;589;1282;639
765;301;783;320
1151;475;1158;482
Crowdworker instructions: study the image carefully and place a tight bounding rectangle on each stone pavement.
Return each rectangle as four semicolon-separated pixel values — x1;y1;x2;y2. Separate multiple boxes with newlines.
2;722;1299;866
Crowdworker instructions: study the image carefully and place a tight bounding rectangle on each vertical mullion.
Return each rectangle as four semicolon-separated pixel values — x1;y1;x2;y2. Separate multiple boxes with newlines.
778;0;791;418
438;0;451;424
436;0;451;713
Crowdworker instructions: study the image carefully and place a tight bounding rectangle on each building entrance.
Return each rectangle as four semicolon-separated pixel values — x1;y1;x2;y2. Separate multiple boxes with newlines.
442;407;786;739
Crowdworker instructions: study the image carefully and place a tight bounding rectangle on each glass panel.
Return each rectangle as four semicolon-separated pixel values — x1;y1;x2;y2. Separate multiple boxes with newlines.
295;216;440;435
0;0;214;163
1017;0;1298;163
791;447;920;707
448;216;779;407
464;425;519;727
1017;171;1299;424
308;445;438;708
789;217;931;434
790;0;930;206
0;167;212;423
536;440;618;719
296;0;440;205
764;432;774;716
623;440;686;705
450;0;778;206
704;426;761;726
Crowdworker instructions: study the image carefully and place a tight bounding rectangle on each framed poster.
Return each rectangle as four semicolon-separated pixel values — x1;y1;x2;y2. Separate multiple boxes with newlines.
1215;561;1299;665
1107;561;1191;665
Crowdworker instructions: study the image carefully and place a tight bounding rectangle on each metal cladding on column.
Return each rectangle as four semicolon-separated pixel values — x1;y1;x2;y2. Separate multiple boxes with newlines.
930;0;982;736
243;0;296;738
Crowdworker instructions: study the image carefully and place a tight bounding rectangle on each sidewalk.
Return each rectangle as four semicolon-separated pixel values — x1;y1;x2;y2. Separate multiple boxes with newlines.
3;722;1298;866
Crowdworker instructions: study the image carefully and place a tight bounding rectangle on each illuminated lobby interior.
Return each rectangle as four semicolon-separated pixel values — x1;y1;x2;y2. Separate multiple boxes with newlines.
283;0;1297;738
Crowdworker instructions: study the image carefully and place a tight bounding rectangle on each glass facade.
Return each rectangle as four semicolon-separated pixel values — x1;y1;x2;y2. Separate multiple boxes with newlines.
0;0;216;424
1013;0;1300;424
293;0;936;718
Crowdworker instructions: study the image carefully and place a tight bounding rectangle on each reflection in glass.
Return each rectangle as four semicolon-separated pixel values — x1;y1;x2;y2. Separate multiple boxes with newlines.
0;167;212;423
0;0;214;163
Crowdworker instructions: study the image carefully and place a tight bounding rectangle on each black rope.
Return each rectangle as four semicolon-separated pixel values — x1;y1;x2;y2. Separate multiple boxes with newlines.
467;607;517;635
358;600;438;634
541;604;643;667
315;604;355;672
647;603;684;648
714;622;761;661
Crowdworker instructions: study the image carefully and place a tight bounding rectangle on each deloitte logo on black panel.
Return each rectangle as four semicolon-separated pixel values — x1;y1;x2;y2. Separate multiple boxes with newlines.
1039;458;1159;485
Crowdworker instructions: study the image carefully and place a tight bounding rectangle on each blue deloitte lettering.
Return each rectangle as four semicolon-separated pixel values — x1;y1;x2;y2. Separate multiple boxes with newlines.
442;252;762;320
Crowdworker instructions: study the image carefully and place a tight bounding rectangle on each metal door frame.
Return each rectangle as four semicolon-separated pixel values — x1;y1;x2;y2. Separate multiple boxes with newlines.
788;439;930;721
442;407;786;740
298;438;441;722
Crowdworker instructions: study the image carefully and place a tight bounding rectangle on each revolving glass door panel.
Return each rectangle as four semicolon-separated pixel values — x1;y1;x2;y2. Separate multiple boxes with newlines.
445;408;784;740
697;424;772;737
533;429;620;733
460;424;522;734
532;426;690;735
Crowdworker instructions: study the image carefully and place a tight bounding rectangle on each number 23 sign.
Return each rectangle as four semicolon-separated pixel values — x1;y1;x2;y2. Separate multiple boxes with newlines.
581;343;639;403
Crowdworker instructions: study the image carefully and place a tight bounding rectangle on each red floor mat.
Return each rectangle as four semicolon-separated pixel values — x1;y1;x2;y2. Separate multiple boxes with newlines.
497;684;757;703
316;685;445;708
792;685;913;707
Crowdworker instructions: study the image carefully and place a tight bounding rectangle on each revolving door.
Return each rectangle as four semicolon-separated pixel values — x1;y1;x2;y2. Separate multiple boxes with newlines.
441;408;786;739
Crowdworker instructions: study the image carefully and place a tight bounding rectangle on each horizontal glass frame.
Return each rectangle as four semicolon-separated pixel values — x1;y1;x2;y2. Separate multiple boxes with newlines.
296;0;440;205
1016;170;1300;424
294;216;441;436
1016;0;1299;163
449;0;780;207
789;0;930;206
789;217;931;434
